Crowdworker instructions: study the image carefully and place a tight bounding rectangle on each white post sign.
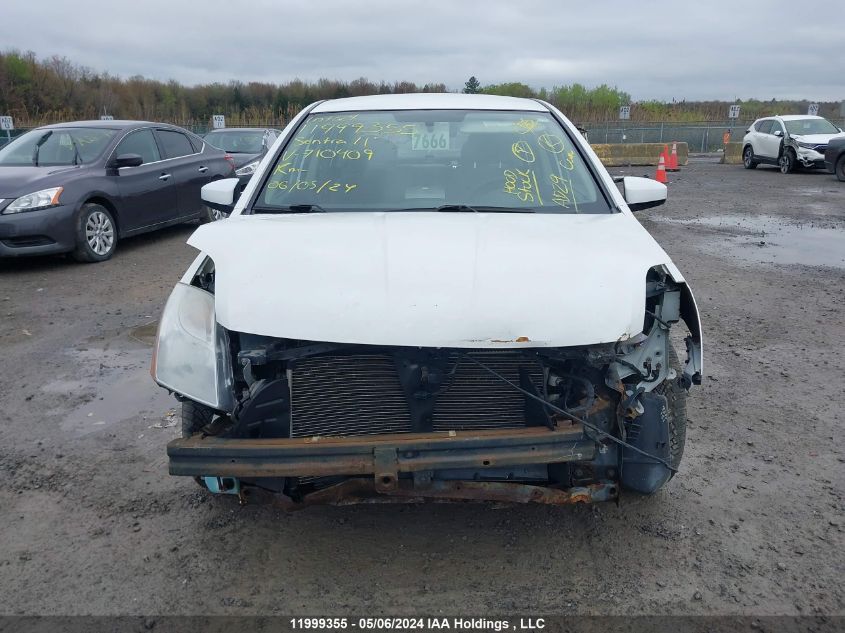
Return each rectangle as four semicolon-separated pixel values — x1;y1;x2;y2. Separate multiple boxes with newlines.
728;105;741;119
100;115;114;121
807;103;819;116
619;105;631;120
212;115;226;129
0;116;13;131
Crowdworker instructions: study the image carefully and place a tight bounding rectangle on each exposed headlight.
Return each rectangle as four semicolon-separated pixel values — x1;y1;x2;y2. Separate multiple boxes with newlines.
151;282;234;412
3;187;63;214
235;160;260;176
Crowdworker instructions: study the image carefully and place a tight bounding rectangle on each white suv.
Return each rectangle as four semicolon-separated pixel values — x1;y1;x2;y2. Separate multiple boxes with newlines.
742;115;845;173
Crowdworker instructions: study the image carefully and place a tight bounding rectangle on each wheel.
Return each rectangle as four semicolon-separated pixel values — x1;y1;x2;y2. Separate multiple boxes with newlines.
779;149;796;174
200;205;227;223
742;146;758;169
654;346;688;472
836;156;845;182
181;400;216;438
72;203;117;262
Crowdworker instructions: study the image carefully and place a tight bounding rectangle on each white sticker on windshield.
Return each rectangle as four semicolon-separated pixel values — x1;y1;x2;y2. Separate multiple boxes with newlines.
412;123;450;151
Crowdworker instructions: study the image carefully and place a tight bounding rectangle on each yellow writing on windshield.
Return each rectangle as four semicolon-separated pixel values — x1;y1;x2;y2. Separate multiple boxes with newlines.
549;174;578;211
511;141;535;163
515;119;538;135
504;168;543;205
266;179;358;193
537;134;565;154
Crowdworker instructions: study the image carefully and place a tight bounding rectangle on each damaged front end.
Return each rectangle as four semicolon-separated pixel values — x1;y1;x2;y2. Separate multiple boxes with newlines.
153;260;702;508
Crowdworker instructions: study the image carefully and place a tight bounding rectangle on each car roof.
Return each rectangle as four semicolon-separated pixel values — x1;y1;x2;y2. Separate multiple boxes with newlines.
38;120;184;130
205;127;272;132
774;115;825;121
311;93;548;113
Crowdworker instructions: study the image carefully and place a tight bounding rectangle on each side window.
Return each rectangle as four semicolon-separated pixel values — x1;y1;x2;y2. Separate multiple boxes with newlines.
156;130;195;159
115;129;160;165
755;120;773;134
770;120;784;136
187;134;203;153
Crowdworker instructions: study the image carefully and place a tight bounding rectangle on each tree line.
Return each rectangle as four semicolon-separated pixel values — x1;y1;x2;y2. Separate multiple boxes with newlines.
0;51;840;129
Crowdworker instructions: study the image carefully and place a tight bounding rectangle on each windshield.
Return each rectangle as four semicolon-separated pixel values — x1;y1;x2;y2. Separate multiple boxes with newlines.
256;110;611;214
785;118;839;136
0;128;117;166
205;130;266;153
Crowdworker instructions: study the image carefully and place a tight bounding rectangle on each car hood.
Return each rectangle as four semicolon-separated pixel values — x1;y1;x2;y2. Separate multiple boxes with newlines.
791;132;845;144
188;211;678;348
0;165;82;197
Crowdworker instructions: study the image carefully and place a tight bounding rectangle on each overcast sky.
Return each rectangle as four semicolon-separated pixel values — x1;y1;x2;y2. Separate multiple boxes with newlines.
4;0;844;101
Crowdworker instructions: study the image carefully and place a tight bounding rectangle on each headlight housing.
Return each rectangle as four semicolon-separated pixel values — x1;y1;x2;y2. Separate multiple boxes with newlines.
151;282;235;412
796;141;818;150
3;187;64;214
235;160;260;176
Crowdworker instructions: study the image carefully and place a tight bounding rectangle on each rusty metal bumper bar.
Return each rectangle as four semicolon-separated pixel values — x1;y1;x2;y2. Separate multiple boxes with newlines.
167;425;593;480
244;478;617;509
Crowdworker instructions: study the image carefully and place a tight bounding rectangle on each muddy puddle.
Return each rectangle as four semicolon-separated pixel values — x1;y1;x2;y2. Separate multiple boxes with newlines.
43;327;175;436
654;214;845;269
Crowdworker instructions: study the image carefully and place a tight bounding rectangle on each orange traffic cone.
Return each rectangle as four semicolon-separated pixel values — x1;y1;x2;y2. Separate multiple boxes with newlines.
667;141;680;171
655;153;668;183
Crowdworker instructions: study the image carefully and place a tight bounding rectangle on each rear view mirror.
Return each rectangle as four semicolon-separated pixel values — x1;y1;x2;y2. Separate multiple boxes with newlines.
114;153;143;168
621;176;667;212
201;178;241;214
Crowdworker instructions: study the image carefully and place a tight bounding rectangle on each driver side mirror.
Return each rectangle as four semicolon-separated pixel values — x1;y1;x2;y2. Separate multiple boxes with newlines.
114;153;143;168
201;178;241;215
620;176;667;212
773;130;783;137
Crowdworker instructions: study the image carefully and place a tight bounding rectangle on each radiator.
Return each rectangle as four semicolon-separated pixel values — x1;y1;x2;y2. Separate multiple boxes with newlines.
289;351;543;438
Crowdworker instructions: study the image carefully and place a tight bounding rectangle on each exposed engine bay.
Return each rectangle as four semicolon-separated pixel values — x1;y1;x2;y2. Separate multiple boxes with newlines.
164;259;702;505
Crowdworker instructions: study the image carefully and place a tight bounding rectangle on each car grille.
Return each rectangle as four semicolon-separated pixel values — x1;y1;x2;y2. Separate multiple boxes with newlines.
289;351;544;438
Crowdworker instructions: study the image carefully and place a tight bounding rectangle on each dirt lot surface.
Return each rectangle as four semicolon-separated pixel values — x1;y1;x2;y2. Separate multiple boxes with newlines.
0;161;843;617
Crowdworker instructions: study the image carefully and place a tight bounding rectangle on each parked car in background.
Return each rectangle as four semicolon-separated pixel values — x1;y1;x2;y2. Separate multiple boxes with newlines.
742;115;845;174
154;93;703;509
202;128;281;189
824;137;845;181
0;121;235;262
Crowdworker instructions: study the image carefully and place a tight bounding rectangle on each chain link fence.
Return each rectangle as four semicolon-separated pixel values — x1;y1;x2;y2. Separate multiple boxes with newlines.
3;119;845;153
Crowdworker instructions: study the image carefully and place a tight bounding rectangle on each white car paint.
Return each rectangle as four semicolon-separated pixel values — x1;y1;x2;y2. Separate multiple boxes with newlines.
176;93;698;358
743;115;845;167
188;210;675;348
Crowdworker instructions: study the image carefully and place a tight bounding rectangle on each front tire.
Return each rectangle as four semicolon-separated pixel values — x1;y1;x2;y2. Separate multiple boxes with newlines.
72;203;117;262
779;149;796;174
181;400;216;438
654;346;688;472
742;146;758;169
836;156;845;182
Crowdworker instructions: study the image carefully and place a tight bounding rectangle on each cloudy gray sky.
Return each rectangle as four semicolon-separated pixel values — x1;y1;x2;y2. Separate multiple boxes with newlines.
4;0;844;100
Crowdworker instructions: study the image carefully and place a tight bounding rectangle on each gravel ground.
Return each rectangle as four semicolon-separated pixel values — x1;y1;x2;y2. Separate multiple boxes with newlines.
0;161;843;617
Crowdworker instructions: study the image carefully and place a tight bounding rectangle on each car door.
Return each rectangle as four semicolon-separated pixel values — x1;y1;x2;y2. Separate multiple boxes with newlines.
755;120;781;160
112;128;179;231
154;128;209;219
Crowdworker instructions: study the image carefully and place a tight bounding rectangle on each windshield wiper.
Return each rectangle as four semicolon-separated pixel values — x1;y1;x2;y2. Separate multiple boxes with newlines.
32;131;53;167
254;204;328;214
435;204;480;213
389;205;535;213
437;204;534;213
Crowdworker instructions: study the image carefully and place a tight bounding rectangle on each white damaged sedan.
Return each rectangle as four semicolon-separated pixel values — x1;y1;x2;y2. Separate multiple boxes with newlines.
152;94;703;508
